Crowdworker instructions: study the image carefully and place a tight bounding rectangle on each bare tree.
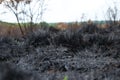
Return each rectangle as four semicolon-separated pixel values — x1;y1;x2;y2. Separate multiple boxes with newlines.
0;0;47;35
1;0;26;35
106;6;118;24
80;13;86;22
105;0;119;25
22;0;47;32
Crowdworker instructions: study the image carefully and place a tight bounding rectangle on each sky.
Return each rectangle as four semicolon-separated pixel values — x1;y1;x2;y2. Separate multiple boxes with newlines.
0;0;119;23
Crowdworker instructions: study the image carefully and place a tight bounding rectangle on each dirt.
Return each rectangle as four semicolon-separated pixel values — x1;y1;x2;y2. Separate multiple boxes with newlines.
0;24;120;80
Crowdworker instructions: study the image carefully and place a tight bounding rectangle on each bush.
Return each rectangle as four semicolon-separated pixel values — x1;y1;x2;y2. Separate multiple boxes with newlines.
79;24;102;34
53;29;84;51
25;29;51;47
0;36;26;62
39;22;49;28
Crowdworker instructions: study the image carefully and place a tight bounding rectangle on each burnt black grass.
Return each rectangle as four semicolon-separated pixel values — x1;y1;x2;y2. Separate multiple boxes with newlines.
0;24;120;80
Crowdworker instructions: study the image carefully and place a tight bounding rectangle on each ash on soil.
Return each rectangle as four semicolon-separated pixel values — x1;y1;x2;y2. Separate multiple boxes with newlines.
0;24;120;80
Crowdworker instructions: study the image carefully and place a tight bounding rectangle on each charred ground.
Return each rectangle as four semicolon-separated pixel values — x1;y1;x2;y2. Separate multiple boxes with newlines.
0;24;120;80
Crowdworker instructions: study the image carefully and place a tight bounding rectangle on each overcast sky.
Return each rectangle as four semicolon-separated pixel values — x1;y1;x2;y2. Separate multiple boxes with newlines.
0;0;119;23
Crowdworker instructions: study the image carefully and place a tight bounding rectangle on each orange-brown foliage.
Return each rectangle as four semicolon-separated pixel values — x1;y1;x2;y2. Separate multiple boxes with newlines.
56;22;81;30
0;25;24;37
97;24;110;29
101;24;110;28
56;22;69;30
8;26;23;37
70;21;81;29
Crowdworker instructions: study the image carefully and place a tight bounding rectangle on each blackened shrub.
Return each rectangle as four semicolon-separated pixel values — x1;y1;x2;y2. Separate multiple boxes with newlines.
53;29;84;51
25;29;51;47
79;24;101;34
48;26;60;33
0;36;26;62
